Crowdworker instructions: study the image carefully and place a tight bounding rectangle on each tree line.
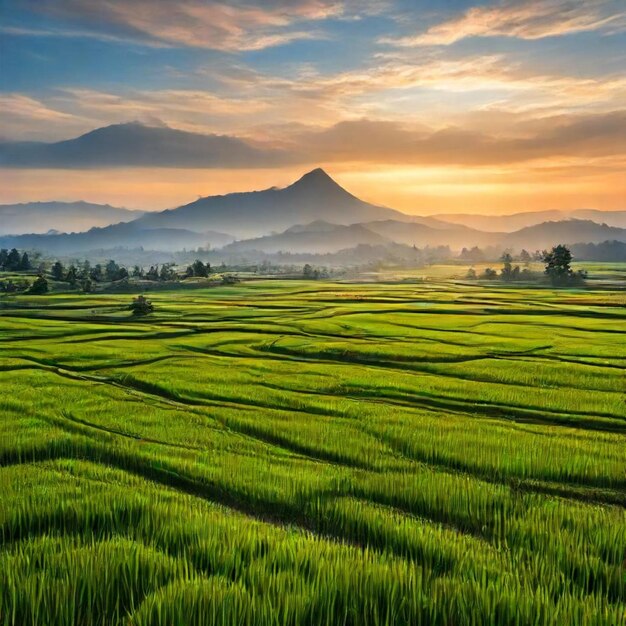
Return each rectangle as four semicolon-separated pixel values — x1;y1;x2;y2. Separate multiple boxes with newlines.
1;249;215;294
466;245;587;286
0;248;33;272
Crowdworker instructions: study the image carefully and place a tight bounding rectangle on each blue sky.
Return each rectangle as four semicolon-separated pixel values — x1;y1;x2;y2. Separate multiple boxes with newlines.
0;0;624;213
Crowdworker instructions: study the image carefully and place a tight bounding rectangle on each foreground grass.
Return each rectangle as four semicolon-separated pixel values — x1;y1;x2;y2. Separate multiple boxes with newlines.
0;279;625;625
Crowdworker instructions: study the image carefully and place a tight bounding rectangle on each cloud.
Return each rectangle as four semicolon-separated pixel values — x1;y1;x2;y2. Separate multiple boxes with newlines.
0;86;278;141
296;110;626;166
0;94;89;141
3;46;624;146
3;33;624;146
384;0;626;46
0;24;169;46
2;108;623;170
19;0;349;51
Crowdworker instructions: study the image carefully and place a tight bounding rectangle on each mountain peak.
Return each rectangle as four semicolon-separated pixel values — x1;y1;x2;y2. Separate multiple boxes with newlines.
304;167;331;179
290;167;340;190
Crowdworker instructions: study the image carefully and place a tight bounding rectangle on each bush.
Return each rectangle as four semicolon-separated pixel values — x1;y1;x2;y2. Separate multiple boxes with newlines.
28;276;49;294
129;295;154;316
221;274;239;285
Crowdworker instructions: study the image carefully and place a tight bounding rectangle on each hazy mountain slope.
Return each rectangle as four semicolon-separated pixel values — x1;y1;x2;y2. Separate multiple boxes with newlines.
0;201;142;235
363;219;500;248
0;123;287;168
136;168;406;238
405;215;476;230
570;210;626;229
0;221;234;254
435;209;626;232
504;220;626;249
222;220;389;254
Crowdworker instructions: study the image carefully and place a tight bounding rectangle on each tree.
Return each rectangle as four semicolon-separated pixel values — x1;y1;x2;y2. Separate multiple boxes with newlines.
51;261;65;281
81;278;93;293
28;276;49;294
500;253;514;281
519;249;531;265
191;259;209;277
80;260;92;280
65;265;78;286
303;264;314;278
6;248;21;271
159;263;175;281
19;252;32;271
482;267;498;279
129;295;154;316
146;265;159;281
459;247;485;263
132;265;144;278
0;249;8;269
543;245;574;285
90;264;104;282
105;259;121;281
465;268;477;280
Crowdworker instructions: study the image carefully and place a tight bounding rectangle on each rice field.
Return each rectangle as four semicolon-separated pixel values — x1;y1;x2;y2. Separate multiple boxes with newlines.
1;279;625;625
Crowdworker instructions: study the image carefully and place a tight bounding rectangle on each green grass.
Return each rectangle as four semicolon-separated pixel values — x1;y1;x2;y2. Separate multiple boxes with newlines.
1;278;625;625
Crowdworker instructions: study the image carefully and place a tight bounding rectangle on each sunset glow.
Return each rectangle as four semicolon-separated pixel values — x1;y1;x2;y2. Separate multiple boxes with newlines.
1;0;624;214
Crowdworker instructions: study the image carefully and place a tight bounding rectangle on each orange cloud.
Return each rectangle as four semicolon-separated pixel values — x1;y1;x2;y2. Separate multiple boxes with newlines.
4;47;624;143
295;111;626;166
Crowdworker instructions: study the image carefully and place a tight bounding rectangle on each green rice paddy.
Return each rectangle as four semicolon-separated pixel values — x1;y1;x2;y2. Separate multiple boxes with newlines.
1;279;625;625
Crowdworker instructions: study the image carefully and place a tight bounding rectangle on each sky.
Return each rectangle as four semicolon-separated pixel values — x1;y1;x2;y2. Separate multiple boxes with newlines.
0;0;624;214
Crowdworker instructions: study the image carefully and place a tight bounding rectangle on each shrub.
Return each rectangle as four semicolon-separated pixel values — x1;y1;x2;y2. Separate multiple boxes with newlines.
129;295;154;316
28;276;49;294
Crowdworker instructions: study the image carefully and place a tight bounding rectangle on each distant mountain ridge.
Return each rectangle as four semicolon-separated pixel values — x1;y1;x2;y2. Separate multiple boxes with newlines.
2;168;625;258
216;218;626;256
223;220;389;254
0;201;142;235
362;219;498;248
435;209;626;231
0;221;234;254
135;168;405;238
0;122;288;169
503;219;626;249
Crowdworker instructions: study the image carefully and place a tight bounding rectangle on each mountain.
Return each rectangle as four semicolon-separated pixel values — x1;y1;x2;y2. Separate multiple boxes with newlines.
0;201;142;235
570;210;626;229
0;122;288;168
435;209;626;232
0;221;234;255
363;219;499;248
222;220;389;254
135;168;406;238
4;167;622;258
504;220;626;249
234;217;626;257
